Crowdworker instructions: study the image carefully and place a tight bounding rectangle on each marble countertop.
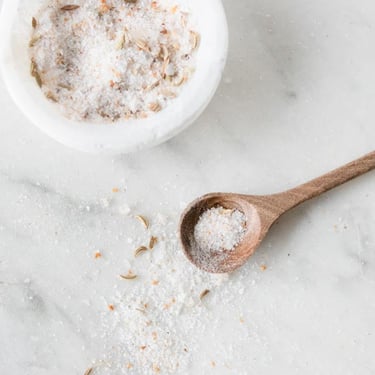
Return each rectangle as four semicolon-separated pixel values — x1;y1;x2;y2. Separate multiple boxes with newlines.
1;0;375;374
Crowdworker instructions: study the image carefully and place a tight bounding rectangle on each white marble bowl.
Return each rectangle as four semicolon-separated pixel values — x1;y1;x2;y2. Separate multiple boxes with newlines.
0;0;228;154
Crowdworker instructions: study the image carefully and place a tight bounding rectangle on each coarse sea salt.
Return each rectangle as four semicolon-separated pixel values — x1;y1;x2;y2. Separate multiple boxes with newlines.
194;207;247;252
29;0;199;122
192;206;247;271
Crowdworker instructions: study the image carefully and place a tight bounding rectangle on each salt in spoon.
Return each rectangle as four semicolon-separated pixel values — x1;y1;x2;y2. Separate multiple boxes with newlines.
180;151;375;273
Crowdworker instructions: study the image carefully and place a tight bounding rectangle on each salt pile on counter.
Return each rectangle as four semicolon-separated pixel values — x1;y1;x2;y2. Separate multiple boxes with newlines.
95;213;230;375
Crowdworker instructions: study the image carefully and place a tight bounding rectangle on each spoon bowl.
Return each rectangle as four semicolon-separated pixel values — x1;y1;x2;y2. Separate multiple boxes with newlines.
180;151;375;273
180;193;262;273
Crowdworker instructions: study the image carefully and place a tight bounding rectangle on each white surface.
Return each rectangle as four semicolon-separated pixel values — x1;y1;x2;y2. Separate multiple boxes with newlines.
1;0;375;374
0;0;228;153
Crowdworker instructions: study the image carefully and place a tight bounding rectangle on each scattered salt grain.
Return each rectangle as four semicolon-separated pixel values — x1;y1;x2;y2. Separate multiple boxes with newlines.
96;213;230;375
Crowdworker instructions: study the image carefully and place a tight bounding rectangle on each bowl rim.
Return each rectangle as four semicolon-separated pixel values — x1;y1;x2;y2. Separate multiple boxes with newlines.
0;0;229;154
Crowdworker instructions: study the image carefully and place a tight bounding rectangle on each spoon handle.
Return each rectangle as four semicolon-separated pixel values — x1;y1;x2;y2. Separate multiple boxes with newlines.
276;151;375;212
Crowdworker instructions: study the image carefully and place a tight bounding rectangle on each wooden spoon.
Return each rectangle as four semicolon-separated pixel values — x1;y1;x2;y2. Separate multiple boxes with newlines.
180;151;375;273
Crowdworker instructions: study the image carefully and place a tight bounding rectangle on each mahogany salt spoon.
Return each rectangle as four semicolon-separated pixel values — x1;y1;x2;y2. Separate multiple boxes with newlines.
180;151;375;273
